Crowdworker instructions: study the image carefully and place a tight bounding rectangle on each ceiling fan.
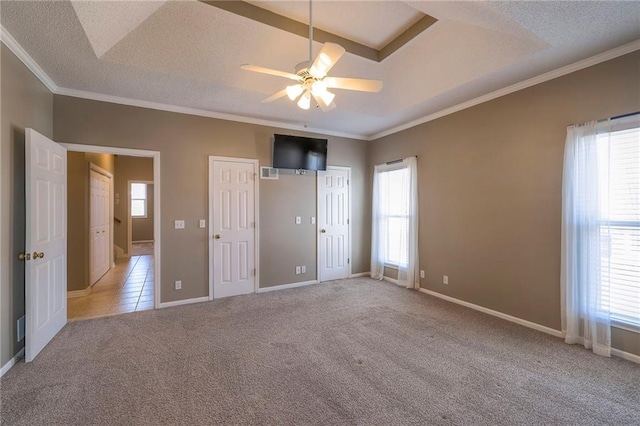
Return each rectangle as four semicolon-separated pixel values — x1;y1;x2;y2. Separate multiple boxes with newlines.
240;0;383;111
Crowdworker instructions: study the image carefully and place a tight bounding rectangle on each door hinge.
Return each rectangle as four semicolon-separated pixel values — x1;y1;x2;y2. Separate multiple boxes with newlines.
253;268;257;276
348;258;350;264
347;219;349;225
347;179;350;185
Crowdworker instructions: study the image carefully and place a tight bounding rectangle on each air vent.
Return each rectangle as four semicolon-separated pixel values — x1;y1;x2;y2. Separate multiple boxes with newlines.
260;167;279;180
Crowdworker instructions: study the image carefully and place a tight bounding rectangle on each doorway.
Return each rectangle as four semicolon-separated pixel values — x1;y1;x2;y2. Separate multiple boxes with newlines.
317;166;351;282
64;144;161;319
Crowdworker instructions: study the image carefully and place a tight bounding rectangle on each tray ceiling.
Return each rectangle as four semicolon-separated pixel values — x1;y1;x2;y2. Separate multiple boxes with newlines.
1;1;639;139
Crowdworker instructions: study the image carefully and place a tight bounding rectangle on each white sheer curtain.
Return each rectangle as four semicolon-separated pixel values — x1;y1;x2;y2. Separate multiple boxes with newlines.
371;156;419;289
561;120;611;357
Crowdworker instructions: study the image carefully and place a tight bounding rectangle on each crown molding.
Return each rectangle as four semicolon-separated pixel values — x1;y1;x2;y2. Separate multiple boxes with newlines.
0;25;366;140
369;39;640;140
0;25;58;92
2;24;638;142
55;87;367;140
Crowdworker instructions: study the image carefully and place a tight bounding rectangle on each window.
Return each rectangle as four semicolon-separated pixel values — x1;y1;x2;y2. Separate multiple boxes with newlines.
371;156;419;287
378;167;410;266
130;183;147;218
598;124;640;327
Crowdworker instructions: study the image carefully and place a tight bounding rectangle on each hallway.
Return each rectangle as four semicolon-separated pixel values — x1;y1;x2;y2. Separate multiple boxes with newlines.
67;255;155;320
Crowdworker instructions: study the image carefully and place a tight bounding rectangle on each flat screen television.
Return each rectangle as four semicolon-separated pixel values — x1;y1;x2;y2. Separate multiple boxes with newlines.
272;134;328;171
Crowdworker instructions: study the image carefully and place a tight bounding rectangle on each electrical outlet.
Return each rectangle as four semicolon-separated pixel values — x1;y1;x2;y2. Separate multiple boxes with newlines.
420;270;425;279
311;217;316;224
174;220;185;229
443;275;449;285
301;265;306;274
295;266;301;275
295;216;302;225
199;219;206;228
175;280;182;290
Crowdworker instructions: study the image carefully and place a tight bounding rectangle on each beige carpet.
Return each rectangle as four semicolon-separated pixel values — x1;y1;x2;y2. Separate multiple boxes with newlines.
1;278;638;425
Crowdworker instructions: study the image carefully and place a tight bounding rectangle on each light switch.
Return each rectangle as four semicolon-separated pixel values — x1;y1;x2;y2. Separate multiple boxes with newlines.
199;219;206;228
295;216;301;225
174;220;185;229
311;217;316;225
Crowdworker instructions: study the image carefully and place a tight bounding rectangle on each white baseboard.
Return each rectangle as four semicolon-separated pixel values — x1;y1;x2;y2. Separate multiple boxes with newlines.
350;272;370;278
132;240;154;243
67;287;91;298
158;296;209;309
383;276;399;285
417;287;565;338
1;348;25;377
611;348;640;365
257;280;319;293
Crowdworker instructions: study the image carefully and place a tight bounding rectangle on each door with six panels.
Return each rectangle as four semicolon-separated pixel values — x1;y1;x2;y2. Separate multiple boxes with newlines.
209;157;257;298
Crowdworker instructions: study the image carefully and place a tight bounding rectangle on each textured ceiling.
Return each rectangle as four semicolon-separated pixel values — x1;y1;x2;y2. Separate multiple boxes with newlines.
1;1;639;139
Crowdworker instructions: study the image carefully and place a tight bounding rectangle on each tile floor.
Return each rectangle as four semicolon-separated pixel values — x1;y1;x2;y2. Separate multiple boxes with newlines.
68;255;155;320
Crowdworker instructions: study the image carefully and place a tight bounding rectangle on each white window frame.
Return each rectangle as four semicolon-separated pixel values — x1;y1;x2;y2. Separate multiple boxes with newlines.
376;162;410;269
130;182;148;219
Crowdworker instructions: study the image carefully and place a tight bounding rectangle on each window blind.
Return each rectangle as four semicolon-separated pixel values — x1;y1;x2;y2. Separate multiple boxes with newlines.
599;125;640;326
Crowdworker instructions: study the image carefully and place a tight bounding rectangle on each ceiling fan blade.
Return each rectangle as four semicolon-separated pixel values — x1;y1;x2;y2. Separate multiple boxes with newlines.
323;77;383;93
311;92;336;112
241;64;300;81
261;89;288;103
309;43;346;79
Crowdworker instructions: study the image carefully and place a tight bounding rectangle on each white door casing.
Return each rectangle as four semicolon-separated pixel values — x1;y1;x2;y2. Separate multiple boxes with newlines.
318;166;351;282
209;157;258;298
25;128;67;362
89;168;111;284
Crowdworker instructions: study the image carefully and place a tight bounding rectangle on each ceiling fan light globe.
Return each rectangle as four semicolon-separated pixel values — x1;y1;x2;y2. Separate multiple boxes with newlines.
297;92;311;110
286;84;304;101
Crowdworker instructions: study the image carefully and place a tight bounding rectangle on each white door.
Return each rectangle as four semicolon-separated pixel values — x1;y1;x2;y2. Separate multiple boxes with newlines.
210;158;257;298
89;169;110;284
318;167;350;281
25;128;67;362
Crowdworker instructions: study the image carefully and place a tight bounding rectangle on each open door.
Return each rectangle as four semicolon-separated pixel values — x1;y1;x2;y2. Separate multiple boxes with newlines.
25;128;67;362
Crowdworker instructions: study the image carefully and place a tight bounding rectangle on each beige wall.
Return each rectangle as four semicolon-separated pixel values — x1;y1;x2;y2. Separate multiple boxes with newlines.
113;156;154;248
53;96;371;301
370;51;640;355
1;45;53;365
260;170;318;287
67;152;115;291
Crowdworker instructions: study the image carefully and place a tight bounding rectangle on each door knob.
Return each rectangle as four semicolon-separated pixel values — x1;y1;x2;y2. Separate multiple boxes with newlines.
214;234;221;239
320;229;326;233
33;252;45;259
18;253;31;261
